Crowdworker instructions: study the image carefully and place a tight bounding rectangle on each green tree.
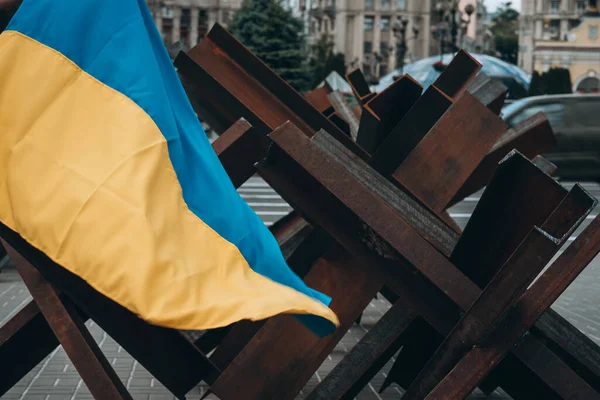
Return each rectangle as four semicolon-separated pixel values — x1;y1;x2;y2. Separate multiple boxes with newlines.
528;68;572;96
528;71;545;96
309;34;346;89
490;2;519;64
230;0;312;91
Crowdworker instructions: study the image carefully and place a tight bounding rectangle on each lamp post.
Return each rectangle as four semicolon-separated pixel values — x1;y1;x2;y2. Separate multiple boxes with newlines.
393;18;420;75
433;0;475;58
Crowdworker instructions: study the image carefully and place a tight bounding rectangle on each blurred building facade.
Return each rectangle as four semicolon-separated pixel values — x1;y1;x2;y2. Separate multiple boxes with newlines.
146;0;495;84
533;0;600;92
519;0;594;73
147;0;241;49
292;0;432;82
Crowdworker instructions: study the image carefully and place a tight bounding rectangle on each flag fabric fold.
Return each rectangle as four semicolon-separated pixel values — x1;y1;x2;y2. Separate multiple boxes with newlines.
0;0;338;336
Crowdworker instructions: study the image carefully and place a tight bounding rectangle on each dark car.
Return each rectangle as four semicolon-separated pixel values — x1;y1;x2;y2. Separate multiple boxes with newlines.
501;94;600;181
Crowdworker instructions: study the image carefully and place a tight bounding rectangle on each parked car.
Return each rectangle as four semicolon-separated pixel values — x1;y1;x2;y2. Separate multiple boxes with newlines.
501;94;600;181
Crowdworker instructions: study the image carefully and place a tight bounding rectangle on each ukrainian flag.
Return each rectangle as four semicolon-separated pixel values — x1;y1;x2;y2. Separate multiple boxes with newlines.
0;0;338;336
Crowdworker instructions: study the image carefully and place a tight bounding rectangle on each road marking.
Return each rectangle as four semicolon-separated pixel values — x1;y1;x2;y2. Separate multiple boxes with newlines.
241;182;270;188
449;213;472;218
241;194;283;199
256;211;290;216
247;203;290;207
237;188;276;193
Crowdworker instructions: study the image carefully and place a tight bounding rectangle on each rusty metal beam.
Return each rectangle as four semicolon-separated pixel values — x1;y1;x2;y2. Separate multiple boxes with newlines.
260;124;599;399
345;68;372;103
3;241;133;400
426;215;600;398
306;301;418;400
403;227;560;399
431;50;481;99
449;112;557;207
0;301;59;396
466;73;508;115
355;76;422;154
305;87;334;116
210;244;386;400
0;225;219;398
211;119;268;188
178;24;368;160
392;92;508;213
450;149;568;288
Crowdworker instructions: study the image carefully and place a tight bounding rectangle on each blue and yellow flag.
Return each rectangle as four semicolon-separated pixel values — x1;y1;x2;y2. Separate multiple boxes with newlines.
0;0;338;336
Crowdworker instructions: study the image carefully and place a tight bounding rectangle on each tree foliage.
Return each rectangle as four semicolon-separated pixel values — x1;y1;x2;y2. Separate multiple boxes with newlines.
490;2;519;64
529;68;573;96
309;34;346;89
230;0;312;91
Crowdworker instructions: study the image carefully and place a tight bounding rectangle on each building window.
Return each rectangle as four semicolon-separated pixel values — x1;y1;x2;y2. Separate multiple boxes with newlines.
577;0;587;14
549;0;560;14
364;15;374;30
380;41;389;56
397;0;406;9
161;6;174;19
365;0;374;9
379;64;388;76
380;16;391;31
382;0;391;9
590;25;598;40
222;10;231;25
199;9;208;29
181;8;191;27
364;41;373;54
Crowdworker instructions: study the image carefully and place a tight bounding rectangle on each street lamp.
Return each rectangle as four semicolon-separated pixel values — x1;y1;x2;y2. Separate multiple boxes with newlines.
433;0;475;58
393;18;419;75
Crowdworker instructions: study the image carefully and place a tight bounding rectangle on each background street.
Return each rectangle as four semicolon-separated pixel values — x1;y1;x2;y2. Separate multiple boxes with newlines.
1;177;599;400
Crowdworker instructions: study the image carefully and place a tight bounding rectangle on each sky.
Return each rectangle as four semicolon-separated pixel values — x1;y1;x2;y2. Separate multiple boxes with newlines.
485;0;522;12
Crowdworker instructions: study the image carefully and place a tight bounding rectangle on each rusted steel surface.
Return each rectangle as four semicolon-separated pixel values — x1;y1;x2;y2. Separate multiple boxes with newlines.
379;319;443;394
356;76;422;154
210;245;387;400
4;241;133;400
178;24;368;160
450;150;568;287
392;92;508;213
415;207;600;399
306;301;417;400
211;118;268;188
206;213;329;372
368;86;453;176
0;225;218;398
378;161;595;396
260;124;599;398
328;112;351;137
345;68;372;102
0;300;60;396
403;228;561;399
176;54;270;135
429;222;600;400
305;87;334;116
466;73;508;115
431;50;481;99
449;112;557;207
533;309;600;393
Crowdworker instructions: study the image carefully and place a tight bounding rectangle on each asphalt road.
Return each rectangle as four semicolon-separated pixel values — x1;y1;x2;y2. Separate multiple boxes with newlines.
1;177;599;400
